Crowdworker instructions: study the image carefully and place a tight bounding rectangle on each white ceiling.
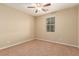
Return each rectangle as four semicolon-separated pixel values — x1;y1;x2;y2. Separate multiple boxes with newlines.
4;3;78;16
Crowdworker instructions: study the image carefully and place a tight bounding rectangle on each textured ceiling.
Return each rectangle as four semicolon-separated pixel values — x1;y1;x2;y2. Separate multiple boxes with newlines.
4;3;78;16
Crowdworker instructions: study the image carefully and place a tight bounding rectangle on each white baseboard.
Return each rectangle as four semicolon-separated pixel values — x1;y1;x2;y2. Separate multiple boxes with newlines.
35;38;79;48
0;37;78;50
0;38;34;50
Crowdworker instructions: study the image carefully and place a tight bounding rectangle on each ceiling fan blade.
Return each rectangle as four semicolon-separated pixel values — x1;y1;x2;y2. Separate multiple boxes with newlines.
35;9;38;13
27;6;35;8
43;3;51;7
42;9;46;12
42;8;48;12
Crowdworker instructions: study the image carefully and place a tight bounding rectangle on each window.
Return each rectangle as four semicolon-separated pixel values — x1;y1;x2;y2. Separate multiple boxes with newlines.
46;17;55;32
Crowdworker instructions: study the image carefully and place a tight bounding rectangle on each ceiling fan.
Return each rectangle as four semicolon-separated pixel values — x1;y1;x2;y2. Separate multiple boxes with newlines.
27;3;51;13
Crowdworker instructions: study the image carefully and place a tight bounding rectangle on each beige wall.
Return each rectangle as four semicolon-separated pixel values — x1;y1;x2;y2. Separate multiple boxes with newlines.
0;4;79;49
78;6;79;47
36;7;78;46
0;4;34;49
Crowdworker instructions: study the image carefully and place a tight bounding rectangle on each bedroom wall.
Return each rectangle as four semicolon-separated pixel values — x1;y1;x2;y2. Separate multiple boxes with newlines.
0;4;35;49
0;4;78;49
36;6;78;47
78;6;79;47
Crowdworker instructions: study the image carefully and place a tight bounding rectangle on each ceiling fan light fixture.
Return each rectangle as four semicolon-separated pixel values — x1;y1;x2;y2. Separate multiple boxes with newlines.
27;3;51;13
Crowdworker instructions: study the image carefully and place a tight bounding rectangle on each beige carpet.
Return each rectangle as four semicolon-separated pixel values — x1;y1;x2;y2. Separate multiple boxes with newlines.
0;39;79;56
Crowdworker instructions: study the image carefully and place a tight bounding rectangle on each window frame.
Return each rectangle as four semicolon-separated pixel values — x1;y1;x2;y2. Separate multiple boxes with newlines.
46;17;55;32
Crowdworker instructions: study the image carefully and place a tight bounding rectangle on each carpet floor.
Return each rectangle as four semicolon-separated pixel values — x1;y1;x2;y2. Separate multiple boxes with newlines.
0;39;79;56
